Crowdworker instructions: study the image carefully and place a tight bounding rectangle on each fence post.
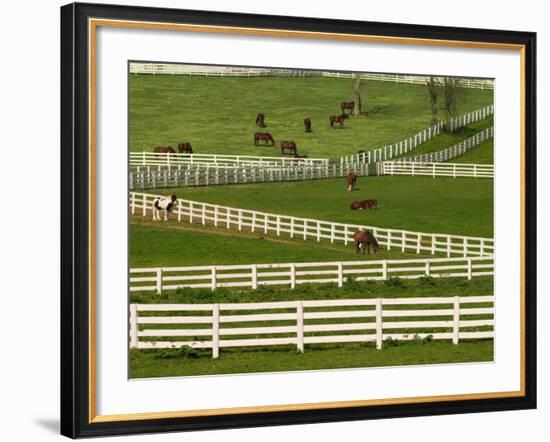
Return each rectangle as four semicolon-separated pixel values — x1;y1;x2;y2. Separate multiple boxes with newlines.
401;231;406;253
276;216;281;236
453;297;460;345
463;237;468;257
290;263;296;289
155;268;163;295
142;194;147;217
201;205;206;225
130;193;135;215
129;304;138;348
467;258;473;280
387;231;392;250
433;163;436;178
337;262;344;287
375;298;383;349
211;267;217;291
290;217;295;238
425;259;430;276
238;210;243;231
344;225;349;246
296;301;304;353
251;212;256;232
251;264;258;289
317;222;321;242
330;224;335;244
416;233;421;254
474;164;477;178
212;304;220;359
447;236;451;258
382;260;388;281
214;206;218;227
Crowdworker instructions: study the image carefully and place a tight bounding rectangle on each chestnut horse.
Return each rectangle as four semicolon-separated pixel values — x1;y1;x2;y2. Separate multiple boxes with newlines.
353;229;380;255
178;142;193;154
154;146;175;154
346;171;357;191
330;114;349;129
256;113;265;127
341;102;355;115
281;141;297;155
304;117;312;132
254;132;275;146
350;199;378;210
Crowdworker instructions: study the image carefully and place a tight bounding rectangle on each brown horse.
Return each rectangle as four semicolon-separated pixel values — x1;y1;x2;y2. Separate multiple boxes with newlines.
153;146;176;154
346;171;357;191
354;229;380;255
256;113;265;127
350;199;378;210
330;114;349;129
178;142;193;154
341;102;355;115
304;117;312;132
254;132;275;146
281;141;297;155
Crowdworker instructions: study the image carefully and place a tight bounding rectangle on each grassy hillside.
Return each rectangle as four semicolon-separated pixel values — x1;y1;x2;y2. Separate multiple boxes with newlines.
152;176;494;238
129;74;493;158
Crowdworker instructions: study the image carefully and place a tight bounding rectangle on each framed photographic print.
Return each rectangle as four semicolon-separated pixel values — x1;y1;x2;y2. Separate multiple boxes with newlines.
60;2;537;438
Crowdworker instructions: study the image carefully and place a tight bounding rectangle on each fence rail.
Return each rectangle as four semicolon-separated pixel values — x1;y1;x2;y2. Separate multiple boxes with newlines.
129;163;369;190
129;192;494;257
129;296;495;358
129;63;494;90
130;152;329;169
400;126;494;164
130;256;494;293
380;162;494;179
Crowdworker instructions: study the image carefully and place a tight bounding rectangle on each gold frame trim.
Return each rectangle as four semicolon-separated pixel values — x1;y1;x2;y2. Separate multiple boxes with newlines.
88;18;527;424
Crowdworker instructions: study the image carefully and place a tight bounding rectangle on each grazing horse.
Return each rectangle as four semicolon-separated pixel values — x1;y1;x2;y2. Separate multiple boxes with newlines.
153;146;176;154
350;199;378;210
281;141;297;155
256;113;266;127
178;142;193;154
330;114;349;129
304;117;312;132
152;194;178;221
354;229;380;255
346;171;357;191
341;102;355;115
254;132;275;146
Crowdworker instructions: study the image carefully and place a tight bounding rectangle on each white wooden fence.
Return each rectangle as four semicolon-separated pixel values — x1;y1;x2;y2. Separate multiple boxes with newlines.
129;192;494;257
341;105;494;166
129;296;495;358
129;163;369;190
401;126;494;164
130;256;494;293
380;162;494;179
129;63;494;90
130;152;329;169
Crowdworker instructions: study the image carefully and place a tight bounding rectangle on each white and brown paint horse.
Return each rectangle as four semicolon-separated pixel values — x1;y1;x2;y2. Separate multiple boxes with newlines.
353;229;380;255
152;194;178;221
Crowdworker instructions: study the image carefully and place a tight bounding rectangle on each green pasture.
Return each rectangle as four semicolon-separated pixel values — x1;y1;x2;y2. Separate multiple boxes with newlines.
129;74;493;158
453;139;494;164
130;340;493;378
130;221;432;268
395;116;494;161
153;176;493;238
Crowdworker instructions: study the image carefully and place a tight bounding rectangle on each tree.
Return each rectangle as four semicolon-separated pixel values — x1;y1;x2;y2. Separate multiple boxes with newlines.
426;76;439;125
353;75;363;116
442;76;464;130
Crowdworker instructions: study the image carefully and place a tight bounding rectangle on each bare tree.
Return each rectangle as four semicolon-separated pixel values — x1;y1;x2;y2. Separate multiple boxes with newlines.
442;77;464;130
426;76;439;125
353;75;363;116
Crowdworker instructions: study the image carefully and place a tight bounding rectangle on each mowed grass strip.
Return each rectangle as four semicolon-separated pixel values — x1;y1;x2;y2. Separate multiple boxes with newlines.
453;139;494;164
153;176;493;238
129;74;493;158
130;340;493;378
395;116;494;160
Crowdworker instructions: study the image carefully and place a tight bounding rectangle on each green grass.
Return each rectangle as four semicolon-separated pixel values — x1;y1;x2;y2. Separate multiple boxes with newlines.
130;340;493;378
154;176;493;237
395;116;493;160
131;275;493;304
130;220;433;268
129;75;493;158
453;139;494;164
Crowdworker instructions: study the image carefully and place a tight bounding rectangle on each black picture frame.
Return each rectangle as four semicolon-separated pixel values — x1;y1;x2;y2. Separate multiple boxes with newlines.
60;2;537;438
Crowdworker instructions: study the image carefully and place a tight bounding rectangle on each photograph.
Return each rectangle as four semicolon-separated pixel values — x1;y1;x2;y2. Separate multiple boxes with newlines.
127;62;496;378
